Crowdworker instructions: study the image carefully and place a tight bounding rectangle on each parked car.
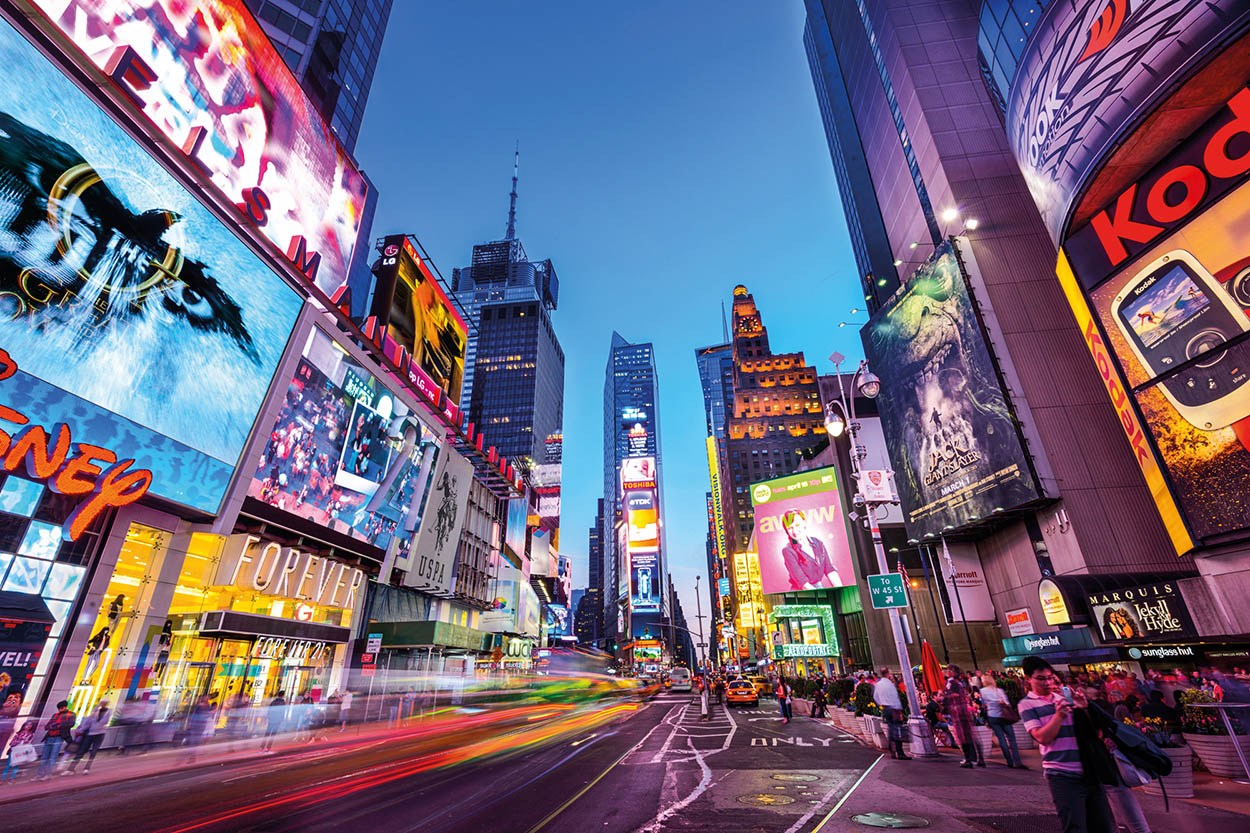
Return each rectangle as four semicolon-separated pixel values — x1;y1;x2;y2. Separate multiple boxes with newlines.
727;679;759;707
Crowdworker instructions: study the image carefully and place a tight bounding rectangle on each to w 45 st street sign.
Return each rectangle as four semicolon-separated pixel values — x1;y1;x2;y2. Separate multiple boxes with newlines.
867;573;908;609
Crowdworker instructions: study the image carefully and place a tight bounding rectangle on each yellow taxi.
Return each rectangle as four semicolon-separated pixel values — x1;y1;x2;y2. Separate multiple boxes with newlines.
748;675;774;697
726;679;759;707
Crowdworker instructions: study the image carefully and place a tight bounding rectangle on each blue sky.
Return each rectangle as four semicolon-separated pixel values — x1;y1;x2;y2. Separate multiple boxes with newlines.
354;1;866;633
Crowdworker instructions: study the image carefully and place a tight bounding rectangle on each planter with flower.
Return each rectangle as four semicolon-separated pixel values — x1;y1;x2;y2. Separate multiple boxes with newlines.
1179;690;1250;778
1139;717;1193;798
971;712;994;761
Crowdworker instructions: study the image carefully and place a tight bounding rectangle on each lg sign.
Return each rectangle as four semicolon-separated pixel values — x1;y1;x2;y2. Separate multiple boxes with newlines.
1069;86;1250;284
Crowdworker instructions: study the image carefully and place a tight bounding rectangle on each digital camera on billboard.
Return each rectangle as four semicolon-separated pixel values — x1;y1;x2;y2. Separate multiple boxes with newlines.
1112;250;1250;430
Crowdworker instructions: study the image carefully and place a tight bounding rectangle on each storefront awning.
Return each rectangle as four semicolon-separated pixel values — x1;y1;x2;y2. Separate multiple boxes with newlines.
0;591;55;624
197;610;351;643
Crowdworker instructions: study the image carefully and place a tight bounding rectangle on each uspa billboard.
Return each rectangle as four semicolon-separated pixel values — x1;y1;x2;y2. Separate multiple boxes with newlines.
409;446;473;596
1059;83;1250;550
0;16;302;516
749;467;855;595
863;241;1043;539
28;0;369;295
1005;0;1249;243
369;235;467;403
248;326;439;552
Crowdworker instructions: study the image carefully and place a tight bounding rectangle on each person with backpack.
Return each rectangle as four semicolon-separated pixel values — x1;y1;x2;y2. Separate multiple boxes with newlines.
1019;658;1116;833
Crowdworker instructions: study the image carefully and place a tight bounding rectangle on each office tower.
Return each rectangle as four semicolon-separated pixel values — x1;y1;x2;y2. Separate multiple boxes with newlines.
695;342;734;664
452;157;564;474
245;1;393;152
719;287;825;663
802;0;1194;669
603;333;666;651
576;501;605;647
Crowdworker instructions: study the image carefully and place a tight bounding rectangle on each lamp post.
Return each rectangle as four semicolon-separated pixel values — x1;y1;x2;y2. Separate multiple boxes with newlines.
827;353;936;756
694;575;707;672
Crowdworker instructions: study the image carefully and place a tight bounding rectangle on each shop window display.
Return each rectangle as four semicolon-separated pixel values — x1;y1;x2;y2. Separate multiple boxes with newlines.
70;524;358;725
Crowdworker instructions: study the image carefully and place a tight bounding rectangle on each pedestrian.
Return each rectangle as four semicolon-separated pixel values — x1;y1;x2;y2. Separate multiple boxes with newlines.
713;677;725;706
183;695;214;762
35;700;74;780
1;721;36;783
776;677;793;723
874;668;909;760
700;677;710;720
812;684;828;719
1019;657;1116;833
66;699;110;775
979;677;1025;768
339;689;354;731
943;665;983;768
260;691;287;752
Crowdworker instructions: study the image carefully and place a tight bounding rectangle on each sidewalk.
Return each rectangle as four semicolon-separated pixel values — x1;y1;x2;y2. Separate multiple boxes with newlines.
792;702;1250;832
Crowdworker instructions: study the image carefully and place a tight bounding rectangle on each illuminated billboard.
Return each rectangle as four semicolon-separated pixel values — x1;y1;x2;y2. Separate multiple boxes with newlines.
1005;0;1247;243
247;326;439;552
0;17;302;516
1058;83;1250;550
750;468;855;595
624;489;659;553
630;550;660;612
863;242;1043;539
620;456;657;491
30;0;369;295
370;235;467;403
705;437;728;564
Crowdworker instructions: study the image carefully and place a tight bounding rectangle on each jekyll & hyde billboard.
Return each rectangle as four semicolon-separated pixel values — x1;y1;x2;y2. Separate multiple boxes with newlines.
863;242;1043;539
0;16;302;517
28;0;369;294
749;467;855;595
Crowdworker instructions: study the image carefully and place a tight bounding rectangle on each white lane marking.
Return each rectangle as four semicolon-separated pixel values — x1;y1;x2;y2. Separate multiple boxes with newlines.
801;753;886;833
634;706;738;833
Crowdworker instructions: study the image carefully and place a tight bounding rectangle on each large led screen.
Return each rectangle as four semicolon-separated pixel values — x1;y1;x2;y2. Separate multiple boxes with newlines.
31;0;368;295
1005;0;1247;243
0;17;301;514
863;242;1043;539
749;467;854;595
371;236;467;403
1068;176;1250;545
630;550;660;613
624;489;659;553
247;327;438;552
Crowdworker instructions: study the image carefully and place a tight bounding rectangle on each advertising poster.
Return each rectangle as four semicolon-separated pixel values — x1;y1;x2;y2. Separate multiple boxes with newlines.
706;437;729;563
31;0;369;295
371;235;467;402
544;603;572;637
1063;89;1250;544
621;456;657;490
409;447;474;596
630;551;660;612
248;327;438;551
0;612;53;708
625;489;660;552
0;18;302;515
480;573;519;633
1004;0;1247;243
1005;608;1034;637
503;498;528;562
936;540;995;622
750;467;855;595
1085;581;1198;644
863;242;1042;539
517;582;541;638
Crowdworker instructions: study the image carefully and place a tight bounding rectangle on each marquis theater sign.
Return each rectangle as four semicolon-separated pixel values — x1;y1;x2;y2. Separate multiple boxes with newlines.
27;0;369;296
0;350;152;540
1085;581;1197;644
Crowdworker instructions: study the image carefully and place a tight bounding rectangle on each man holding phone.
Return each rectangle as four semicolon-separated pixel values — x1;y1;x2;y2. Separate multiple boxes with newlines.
1018;657;1114;833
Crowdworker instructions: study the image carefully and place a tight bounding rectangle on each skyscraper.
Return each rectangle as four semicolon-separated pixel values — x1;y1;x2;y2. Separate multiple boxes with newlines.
244;0;393;152
452;158;563;475
695;342;734;663
603;333;666;654
721;287;825;663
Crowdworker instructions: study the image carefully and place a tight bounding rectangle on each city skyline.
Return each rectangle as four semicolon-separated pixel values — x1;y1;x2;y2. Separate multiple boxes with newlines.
353;1;866;621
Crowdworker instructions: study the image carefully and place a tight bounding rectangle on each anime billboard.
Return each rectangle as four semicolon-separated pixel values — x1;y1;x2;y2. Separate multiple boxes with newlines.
863;242;1043;539
750;467;855;595
0;18;302;515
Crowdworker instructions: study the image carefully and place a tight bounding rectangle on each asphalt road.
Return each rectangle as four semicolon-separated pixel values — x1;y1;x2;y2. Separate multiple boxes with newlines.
0;694;881;833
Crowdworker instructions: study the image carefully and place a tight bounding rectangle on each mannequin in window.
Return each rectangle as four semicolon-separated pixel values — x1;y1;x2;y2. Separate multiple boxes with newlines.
80;625;111;683
152;620;173;680
107;595;125;634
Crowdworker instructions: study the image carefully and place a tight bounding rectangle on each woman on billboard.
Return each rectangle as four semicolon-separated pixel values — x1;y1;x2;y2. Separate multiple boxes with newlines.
780;509;842;590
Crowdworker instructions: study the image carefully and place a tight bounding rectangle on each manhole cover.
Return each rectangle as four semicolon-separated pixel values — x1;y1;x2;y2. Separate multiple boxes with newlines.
737;793;797;806
851;812;930;828
772;773;820;782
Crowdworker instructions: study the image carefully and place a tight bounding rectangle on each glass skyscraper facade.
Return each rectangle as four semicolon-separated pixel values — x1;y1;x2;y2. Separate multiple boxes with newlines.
603;333;666;645
245;0;393;151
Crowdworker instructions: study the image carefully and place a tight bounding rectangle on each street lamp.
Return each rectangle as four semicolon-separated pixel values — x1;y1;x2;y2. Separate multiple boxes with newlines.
828;353;937;757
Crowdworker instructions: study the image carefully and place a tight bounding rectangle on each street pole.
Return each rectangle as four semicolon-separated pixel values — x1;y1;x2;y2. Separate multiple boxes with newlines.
694;575;707;672
830;356;936;757
920;544;951;663
940;535;979;670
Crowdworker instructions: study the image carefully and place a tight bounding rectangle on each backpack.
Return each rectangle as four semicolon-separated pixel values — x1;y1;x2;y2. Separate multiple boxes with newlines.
1091;703;1172;777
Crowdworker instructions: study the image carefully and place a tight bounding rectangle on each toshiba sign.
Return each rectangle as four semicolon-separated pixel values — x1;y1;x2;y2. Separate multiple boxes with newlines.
1067;86;1250;285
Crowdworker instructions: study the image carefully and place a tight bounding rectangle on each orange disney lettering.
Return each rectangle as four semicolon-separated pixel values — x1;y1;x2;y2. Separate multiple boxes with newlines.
0;349;153;541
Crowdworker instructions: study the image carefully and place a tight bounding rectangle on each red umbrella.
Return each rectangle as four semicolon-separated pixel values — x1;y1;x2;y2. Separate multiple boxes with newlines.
920;640;944;697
